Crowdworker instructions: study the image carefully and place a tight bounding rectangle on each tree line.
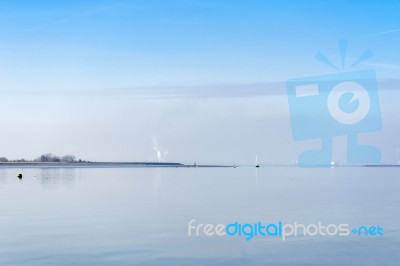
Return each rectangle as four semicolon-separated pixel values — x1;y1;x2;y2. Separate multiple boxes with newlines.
0;153;87;163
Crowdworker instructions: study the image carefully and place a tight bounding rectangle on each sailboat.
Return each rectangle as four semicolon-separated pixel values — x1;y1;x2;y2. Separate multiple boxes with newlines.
255;155;260;168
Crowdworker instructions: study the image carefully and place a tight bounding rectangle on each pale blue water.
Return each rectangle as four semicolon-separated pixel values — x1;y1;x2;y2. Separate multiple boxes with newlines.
0;167;399;265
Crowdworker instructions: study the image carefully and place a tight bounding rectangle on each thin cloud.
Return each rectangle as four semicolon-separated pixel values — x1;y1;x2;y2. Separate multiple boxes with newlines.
363;61;400;70
1;80;400;98
29;1;127;32
362;29;400;38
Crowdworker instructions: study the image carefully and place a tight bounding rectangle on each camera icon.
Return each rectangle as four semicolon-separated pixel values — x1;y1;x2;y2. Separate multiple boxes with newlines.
287;69;382;167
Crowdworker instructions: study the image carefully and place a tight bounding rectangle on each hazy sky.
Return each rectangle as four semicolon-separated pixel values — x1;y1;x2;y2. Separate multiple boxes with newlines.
0;0;399;164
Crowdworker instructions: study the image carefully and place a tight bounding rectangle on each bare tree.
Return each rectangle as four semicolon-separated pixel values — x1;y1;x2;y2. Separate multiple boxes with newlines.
61;155;76;163
34;153;79;163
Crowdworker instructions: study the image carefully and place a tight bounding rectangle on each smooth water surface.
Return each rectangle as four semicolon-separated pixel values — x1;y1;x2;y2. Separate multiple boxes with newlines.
0;167;399;265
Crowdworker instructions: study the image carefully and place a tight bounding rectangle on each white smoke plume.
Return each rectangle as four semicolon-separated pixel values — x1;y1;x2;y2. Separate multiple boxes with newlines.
152;137;168;162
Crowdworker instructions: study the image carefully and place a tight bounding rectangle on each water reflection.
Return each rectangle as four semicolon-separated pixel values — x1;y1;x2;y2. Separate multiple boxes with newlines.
0;167;78;187
0;167;398;265
152;168;162;201
38;168;78;187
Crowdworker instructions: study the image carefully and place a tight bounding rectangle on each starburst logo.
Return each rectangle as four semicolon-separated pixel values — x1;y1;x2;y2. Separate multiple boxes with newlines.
286;40;382;167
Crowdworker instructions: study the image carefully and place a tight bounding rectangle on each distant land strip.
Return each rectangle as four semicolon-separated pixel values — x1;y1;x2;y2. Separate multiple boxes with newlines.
0;162;235;168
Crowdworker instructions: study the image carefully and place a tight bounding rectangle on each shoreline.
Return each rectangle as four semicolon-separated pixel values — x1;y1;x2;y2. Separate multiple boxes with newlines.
0;162;235;168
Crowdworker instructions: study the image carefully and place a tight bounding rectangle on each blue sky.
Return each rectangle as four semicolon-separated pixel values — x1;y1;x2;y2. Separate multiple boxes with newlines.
0;1;399;163
1;0;399;91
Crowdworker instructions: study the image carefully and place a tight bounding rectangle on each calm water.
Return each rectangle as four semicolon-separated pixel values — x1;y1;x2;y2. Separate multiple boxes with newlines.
0;167;399;265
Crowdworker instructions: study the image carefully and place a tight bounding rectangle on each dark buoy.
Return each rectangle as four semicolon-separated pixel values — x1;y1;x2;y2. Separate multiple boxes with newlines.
17;173;22;179
255;165;260;168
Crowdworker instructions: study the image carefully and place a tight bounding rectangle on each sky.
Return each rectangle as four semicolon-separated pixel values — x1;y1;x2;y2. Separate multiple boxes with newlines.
0;0;399;164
